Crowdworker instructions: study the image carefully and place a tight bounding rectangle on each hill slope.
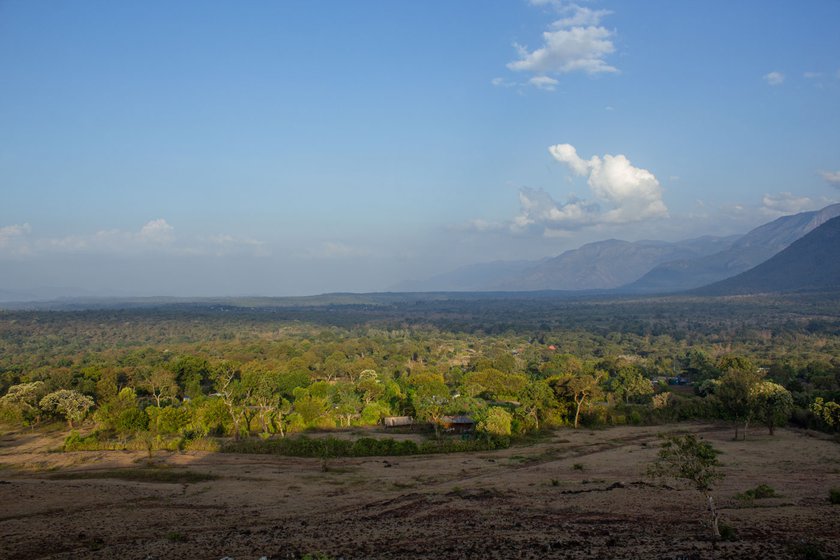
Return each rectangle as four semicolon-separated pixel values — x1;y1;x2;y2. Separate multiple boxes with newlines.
696;215;840;295
493;237;735;291
398;235;737;292
625;203;840;293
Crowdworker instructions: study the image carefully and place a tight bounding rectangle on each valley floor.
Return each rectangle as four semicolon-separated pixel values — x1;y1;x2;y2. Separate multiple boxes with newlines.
1;424;838;559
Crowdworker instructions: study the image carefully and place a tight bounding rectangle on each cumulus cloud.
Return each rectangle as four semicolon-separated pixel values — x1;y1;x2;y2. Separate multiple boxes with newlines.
488;144;667;236
507;2;617;84
821;170;840;186
511;187;600;232
763;71;785;85
547;143;668;225
509;26;616;76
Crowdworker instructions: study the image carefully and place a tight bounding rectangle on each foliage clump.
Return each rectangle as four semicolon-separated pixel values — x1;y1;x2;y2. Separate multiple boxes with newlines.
648;434;725;538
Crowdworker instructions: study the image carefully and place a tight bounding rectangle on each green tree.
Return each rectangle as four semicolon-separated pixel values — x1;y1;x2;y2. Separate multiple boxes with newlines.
553;373;603;429
517;380;556;431
648;434;724;538
147;405;191;435
748;381;793;435
478;406;512;436
332;382;362;427
0;381;45;425
463;369;528;401
39;390;95;428
606;364;654;404
810;398;840;432
714;367;763;440
410;374;450;436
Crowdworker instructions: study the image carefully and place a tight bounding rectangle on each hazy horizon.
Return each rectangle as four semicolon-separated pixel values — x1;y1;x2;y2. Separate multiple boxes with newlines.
2;1;839;298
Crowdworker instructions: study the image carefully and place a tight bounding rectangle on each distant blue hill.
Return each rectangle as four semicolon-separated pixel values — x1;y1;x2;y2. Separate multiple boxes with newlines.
694;215;840;295
624;203;840;293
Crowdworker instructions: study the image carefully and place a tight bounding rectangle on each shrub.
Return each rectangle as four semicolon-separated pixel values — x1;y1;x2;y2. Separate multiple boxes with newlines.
737;483;778;501
718;522;737;541
182;437;221;452
830;488;840;505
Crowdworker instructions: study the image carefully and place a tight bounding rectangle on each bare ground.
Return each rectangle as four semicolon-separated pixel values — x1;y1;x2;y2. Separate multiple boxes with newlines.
0;423;838;559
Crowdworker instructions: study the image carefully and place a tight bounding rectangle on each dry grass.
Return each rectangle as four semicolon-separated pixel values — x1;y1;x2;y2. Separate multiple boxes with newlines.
1;423;838;559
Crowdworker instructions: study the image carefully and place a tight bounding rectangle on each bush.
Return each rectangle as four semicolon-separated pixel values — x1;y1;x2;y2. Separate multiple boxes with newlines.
221;434;509;457
737;483;778;501
182;437;221;452
718;522;737;541
830;488;840;505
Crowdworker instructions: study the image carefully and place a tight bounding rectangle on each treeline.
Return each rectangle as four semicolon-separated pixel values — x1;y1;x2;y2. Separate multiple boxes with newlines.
1;313;838;451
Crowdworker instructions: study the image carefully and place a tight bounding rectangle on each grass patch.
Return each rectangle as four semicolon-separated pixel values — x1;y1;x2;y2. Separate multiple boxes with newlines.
50;468;217;484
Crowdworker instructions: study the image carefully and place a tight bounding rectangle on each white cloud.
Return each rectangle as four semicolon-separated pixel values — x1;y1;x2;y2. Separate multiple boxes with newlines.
138;218;175;244
529;75;559;91
0;223;32;254
528;1;611;26
0;218;269;258
511;187;600;232
803;71;823;79
509;26;617;76
204;234;269;257
760;192;817;216
821;170;840;185
0;223;31;245
545;143;668;226
491;77;517;88
487;144;667;236
763;71;785;85
507;2;617;84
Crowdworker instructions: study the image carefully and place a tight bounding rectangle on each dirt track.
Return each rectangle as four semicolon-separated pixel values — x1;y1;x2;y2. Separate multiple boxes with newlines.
1;424;838;559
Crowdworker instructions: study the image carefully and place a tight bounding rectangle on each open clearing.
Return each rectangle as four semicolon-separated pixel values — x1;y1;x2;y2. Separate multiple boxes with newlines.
1;424;838;559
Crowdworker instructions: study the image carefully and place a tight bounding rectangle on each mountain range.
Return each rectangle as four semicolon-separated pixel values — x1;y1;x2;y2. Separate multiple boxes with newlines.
696;215;840;295
399;203;840;294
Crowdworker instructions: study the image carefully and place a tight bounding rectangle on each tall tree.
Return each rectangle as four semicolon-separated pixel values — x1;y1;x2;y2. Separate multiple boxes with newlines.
748;381;793;435
715;367;763;440
39;390;94;429
553;373;603;429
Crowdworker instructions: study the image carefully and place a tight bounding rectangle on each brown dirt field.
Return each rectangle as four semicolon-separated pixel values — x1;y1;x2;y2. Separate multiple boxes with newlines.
1;423;838;559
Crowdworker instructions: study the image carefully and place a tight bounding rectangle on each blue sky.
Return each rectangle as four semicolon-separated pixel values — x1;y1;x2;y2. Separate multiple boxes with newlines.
1;0;839;296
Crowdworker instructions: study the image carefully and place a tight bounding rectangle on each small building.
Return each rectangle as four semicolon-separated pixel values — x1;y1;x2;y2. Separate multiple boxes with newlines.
384;416;414;428
440;415;475;434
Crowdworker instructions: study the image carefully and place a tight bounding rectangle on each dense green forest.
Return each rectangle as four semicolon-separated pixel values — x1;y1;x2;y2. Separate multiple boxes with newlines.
1;293;839;453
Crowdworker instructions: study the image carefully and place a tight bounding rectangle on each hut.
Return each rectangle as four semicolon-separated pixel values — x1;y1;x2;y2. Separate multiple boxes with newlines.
384;416;414;428
440;415;475;434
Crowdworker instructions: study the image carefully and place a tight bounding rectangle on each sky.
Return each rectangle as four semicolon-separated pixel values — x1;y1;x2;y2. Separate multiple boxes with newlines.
1;0;840;297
